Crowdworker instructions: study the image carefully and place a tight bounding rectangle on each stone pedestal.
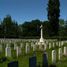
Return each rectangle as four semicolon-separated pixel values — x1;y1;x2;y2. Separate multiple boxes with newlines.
38;25;45;50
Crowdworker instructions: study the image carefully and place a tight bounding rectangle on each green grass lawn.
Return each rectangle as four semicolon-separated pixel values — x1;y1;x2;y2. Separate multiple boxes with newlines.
0;42;67;67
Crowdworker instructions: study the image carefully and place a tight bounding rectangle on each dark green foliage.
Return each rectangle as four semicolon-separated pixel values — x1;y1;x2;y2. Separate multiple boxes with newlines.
21;20;41;38
47;0;60;36
1;15;19;38
0;15;67;39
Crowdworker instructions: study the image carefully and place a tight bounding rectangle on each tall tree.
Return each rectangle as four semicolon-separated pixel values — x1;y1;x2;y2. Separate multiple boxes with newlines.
2;15;12;38
2;15;19;38
47;0;60;36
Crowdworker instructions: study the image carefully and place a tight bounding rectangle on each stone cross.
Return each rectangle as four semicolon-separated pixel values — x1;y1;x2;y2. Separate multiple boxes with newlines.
39;25;44;43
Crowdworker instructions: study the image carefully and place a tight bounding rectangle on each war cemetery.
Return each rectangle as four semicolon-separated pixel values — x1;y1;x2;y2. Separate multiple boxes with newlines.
0;24;67;67
0;0;67;67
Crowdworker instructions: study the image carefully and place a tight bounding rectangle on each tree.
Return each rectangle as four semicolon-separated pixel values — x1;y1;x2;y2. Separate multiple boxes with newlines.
47;0;60;36
2;15;12;38
20;19;42;38
64;21;67;36
59;19;65;26
1;15;19;38
43;21;49;37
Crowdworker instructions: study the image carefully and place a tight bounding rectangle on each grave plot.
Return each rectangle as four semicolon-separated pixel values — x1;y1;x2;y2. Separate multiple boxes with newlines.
0;40;67;67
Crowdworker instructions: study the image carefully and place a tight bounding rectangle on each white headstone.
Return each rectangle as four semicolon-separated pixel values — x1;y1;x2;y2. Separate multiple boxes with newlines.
16;46;22;57
64;46;67;56
58;48;62;60
56;42;58;46
5;47;11;57
14;43;17;50
52;50;56;64
49;43;52;49
20;43;23;48
25;43;30;54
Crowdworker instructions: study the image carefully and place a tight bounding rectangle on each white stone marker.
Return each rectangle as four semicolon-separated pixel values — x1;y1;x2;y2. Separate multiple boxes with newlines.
5;47;11;57
49;43;52;49
16;46;21;57
56;42;58;46
58;48;62;60
52;50;56;64
64;46;67;56
20;43;23;48
25;43;30;54
14;43;17;50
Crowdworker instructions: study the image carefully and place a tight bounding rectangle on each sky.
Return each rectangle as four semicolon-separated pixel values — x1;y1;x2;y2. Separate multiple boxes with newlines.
0;0;67;24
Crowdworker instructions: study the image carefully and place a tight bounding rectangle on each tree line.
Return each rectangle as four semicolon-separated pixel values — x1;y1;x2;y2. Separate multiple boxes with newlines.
0;0;67;39
0;15;67;39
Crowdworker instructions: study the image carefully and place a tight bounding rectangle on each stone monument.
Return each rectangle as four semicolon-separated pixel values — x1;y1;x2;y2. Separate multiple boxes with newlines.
39;25;44;43
37;25;45;50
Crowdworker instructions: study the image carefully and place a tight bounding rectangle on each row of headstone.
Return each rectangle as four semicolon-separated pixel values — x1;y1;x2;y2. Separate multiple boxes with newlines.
0;40;65;48
5;42;35;57
34;41;64;50
48;41;64;49
0;40;66;58
5;45;22;57
52;46;67;64
0;39;66;45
